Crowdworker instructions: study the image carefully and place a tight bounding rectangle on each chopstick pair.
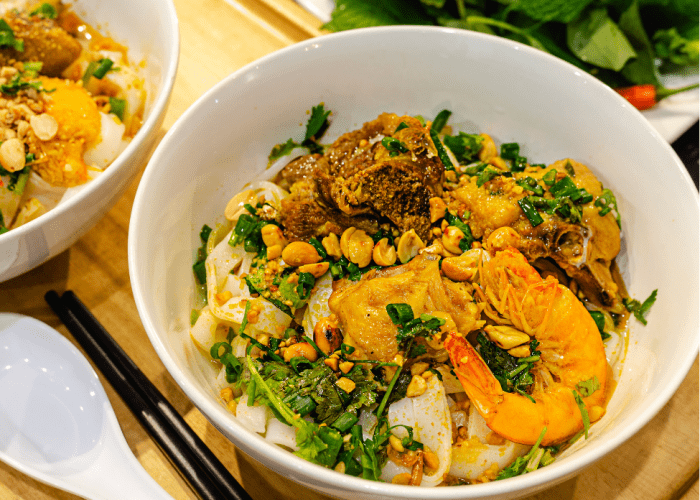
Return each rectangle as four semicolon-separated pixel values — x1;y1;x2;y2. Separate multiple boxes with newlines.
45;290;252;500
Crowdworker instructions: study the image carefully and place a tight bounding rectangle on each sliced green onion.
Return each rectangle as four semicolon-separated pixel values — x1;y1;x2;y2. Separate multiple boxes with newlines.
572;390;591;438
549;176;578;198
429;128;454;171
30;3;57;19
516;177;544;196
296;272;315;300
518;197;544;227
284;394;316;416
92;58;114;79
331;412;359;433
386;303;414;325
500;142;519;160
542;168;557;186
381;136;408;156
108;97;126;122
394;121;409;133
431;109;452;133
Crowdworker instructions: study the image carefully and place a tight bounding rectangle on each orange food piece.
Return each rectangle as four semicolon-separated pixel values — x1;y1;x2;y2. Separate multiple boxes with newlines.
32;76;101;186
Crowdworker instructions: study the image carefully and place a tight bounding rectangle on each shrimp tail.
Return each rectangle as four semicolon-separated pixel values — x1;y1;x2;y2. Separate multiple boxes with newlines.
444;331;503;416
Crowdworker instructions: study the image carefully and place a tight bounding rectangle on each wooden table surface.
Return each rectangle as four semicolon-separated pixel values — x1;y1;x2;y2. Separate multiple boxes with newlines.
0;1;697;499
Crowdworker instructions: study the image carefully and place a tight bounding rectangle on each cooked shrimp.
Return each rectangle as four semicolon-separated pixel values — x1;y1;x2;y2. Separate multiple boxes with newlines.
444;246;608;446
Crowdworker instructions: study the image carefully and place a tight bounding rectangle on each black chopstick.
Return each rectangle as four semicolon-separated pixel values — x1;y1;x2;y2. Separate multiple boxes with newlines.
45;290;252;500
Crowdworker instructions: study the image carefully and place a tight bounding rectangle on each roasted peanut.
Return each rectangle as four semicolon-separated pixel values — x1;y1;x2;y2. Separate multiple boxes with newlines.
389;434;404;453
397;229;425;264
282;241;322;267
283;342;318;363
214;291;233;306
347;229;374;267
485;325;531;350
484;226;521;254
489;156;508;170
336;377;356;393
313;316;343;355
30;113;58;141
339;227;356;259
324;357;339;371
339;361;354;374
589;405;605;422
477;133;497;162
410;361;430;377
429;197;447;223
391;473;411;485
220;387;234;402
423;448;440;470
0;138;25;172
226;399;237;415
406;374;428;398
224;189;257;221
442;225;466;254
261;224;287;248
322;232;342;259
441;248;481;282
266;244;282;260
299;261;329;278
508;345;531;358
372;238;397;267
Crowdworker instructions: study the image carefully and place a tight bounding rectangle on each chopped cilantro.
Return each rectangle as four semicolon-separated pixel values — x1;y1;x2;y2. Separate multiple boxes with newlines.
30;3;58;19
623;289;657;325
192;224;211;289
0;19;23;52
269;103;331;162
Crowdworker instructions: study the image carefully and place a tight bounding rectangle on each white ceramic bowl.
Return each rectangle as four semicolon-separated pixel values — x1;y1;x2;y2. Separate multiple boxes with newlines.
129;27;699;500
0;0;179;282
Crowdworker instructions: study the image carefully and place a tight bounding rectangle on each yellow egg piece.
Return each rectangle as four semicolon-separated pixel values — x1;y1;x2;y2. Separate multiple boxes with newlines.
31;77;102;187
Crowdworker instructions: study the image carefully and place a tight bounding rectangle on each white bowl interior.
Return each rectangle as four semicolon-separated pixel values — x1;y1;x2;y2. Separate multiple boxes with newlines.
129;27;699;500
0;0;179;282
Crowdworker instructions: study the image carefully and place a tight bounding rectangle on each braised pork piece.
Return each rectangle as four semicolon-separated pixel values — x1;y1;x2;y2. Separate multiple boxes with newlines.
278;113;444;242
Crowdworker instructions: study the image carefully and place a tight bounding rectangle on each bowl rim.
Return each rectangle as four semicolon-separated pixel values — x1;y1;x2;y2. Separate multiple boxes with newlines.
0;0;180;245
129;24;699;499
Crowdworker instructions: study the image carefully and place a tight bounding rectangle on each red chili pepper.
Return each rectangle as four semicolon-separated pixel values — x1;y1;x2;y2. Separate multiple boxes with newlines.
615;83;699;111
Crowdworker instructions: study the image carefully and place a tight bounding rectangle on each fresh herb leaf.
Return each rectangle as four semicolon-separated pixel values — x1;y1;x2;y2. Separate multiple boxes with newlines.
381;136;409;156
513;0;594;24
0;19;23;52
192;224;212;286
429;127;454;170
431;109;451;133
594;188;621;227
567;8;637;71
575;376;601;397
304;103;331;141
322;0;433;31
572;390;591;438
269;138;298;162
444;209;475;251
109;97;126;122
476;331;540;396
518;197;544;227
619;0;660;86
443;131;484;164
653;27;699;66
497;427;548;479
30;3;58;19
623;289;657;325
589;310;611;340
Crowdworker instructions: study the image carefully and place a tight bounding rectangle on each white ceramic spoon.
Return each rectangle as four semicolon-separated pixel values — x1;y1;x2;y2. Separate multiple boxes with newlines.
0;313;173;500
